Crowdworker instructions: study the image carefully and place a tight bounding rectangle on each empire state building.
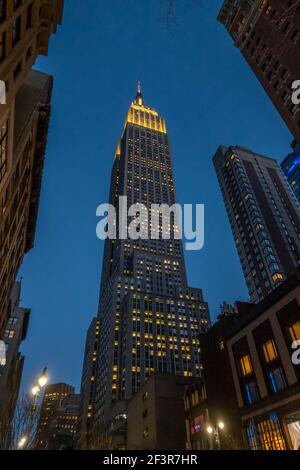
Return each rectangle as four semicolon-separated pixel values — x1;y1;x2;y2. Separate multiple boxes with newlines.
91;85;211;443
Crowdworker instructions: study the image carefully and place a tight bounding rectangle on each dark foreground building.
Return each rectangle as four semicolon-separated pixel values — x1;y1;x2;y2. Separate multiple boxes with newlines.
0;282;30;449
36;383;79;450
86;85;211;448
227;272;300;450
218;0;300;143
214;144;300;302
126;374;193;450
197;271;300;450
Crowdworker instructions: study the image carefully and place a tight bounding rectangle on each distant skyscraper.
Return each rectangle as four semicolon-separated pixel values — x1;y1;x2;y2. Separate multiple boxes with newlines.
77;318;100;449
0;282;30;449
0;0;64;336
281;141;300;204
91;85;211;447
36;383;79;450
218;1;300;143
213;145;300;302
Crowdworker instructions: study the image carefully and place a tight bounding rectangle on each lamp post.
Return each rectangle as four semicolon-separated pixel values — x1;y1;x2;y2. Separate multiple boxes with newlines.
18;367;48;450
206;421;225;450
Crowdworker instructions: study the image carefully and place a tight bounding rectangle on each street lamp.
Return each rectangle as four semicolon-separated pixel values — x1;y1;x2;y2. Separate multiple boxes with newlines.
18;436;27;449
31;385;40;397
206;421;225;450
38;368;48;388
18;367;48;450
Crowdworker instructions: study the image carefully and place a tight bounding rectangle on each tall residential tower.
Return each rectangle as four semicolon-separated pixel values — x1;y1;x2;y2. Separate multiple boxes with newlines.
213;145;300;303
90;86;211;448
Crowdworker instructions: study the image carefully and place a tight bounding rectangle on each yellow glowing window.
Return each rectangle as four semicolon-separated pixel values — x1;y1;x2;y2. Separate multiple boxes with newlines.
289;321;300;341
240;354;253;376
263;339;278;363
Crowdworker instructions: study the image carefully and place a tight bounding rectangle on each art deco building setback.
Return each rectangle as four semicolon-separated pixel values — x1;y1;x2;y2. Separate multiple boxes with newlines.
0;281;30;449
218;0;300;143
213;145;300;302
76;318;100;449
89;87;211;448
36;383;79;450
0;0;64;336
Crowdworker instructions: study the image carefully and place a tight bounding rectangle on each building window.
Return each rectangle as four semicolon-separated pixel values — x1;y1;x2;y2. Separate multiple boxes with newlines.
0;31;5;62
240;354;253;376
257;414;286;450
8;317;18;326
245;381;259;405
263;339;278;363
13;0;22;10
26;3;32;29
4;329;14;339
13;61;22;80
0;121;8;183
12;16;21;46
0;0;6;24
289;321;300;341
268;367;286;393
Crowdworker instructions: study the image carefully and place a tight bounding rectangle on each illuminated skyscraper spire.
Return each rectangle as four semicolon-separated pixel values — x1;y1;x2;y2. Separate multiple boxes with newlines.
135;80;144;106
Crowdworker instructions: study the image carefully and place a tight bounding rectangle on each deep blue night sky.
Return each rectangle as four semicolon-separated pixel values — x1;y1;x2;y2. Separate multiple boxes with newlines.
19;0;292;393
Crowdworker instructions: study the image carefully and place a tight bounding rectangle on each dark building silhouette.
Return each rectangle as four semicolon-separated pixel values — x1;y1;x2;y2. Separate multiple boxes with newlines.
127;373;193;450
90;85;211;448
218;0;300;143
0;282;30;449
36;383;79;450
213;144;300;302
77;318;100;449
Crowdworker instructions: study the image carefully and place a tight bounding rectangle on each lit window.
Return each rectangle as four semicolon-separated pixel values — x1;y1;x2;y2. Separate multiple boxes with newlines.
240;354;253;376
263;339;278;363
289;321;300;341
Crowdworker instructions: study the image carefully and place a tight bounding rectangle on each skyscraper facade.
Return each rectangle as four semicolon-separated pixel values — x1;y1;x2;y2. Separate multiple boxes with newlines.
281;141;300;204
77;318;100;449
36;383;78;450
213;145;300;303
92;86;211;445
0;0;64;336
218;0;300;143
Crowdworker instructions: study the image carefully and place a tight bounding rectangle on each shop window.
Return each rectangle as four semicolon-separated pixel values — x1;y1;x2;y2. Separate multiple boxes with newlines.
257;414;286;450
